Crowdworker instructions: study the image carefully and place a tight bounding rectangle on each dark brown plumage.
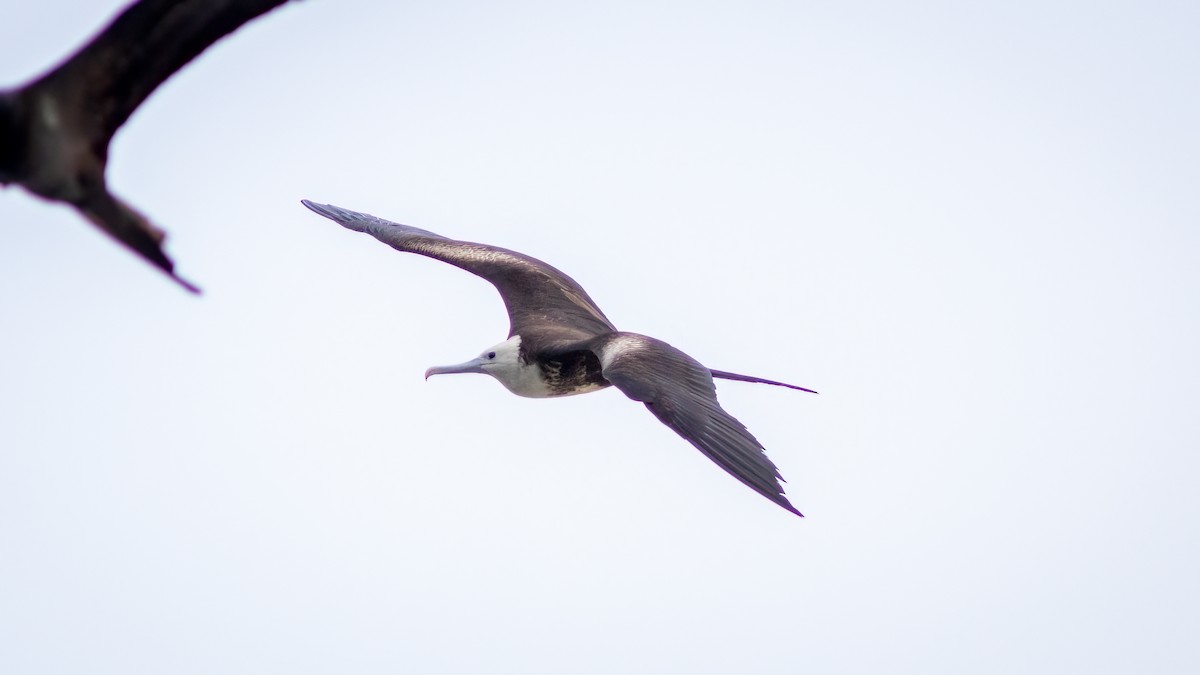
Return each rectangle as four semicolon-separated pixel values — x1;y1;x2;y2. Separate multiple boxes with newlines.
0;0;295;291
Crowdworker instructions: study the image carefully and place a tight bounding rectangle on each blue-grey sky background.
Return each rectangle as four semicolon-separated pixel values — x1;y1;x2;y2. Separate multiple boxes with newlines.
2;1;1198;673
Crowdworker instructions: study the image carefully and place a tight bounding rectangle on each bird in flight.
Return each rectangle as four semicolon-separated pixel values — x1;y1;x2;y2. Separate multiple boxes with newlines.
303;200;816;516
1;0;295;292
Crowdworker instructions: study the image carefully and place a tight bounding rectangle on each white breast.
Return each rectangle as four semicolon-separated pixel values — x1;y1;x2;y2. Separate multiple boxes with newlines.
491;359;556;398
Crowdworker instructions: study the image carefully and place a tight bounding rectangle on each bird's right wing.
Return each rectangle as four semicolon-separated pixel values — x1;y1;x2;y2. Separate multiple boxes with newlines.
594;333;803;516
302;200;617;342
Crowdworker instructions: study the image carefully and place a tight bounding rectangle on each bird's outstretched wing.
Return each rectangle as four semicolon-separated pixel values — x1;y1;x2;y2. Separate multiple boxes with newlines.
593;332;803;516
302;200;617;343
3;0;294;291
31;0;292;148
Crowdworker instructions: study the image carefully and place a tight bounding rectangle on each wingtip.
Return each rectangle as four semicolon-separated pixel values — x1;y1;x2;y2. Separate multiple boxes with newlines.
131;244;203;294
170;272;202;295
780;499;805;518
141;248;200;294
300;198;352;224
299;199;381;235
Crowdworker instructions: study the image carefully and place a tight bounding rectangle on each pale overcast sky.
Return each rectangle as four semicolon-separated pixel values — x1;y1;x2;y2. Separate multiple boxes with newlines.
2;1;1198;673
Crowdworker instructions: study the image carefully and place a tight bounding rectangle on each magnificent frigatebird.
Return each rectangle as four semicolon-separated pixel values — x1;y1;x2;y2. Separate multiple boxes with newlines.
0;0;295;292
302;200;816;516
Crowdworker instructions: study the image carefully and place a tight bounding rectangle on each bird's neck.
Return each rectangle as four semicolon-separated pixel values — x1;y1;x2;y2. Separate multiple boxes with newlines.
486;335;609;399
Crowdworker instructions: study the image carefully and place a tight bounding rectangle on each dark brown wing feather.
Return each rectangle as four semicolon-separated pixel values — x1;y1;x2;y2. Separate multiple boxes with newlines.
302;201;617;345
594;333;803;516
3;0;293;291
32;0;293;150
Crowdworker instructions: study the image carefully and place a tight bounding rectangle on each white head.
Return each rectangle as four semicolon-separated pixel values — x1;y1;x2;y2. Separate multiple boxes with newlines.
424;335;557;398
423;334;530;385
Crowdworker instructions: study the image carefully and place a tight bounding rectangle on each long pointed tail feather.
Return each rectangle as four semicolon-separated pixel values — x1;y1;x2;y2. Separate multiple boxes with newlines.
709;369;818;394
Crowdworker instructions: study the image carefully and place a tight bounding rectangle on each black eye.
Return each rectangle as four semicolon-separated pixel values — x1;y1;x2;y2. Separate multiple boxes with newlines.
487;351;497;359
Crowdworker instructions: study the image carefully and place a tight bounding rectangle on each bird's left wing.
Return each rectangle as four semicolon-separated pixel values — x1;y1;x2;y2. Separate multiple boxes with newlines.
302;200;617;342
593;332;803;516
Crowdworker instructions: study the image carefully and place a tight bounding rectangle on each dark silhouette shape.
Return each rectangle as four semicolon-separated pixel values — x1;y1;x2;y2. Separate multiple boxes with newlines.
303;200;817;517
1;0;296;292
